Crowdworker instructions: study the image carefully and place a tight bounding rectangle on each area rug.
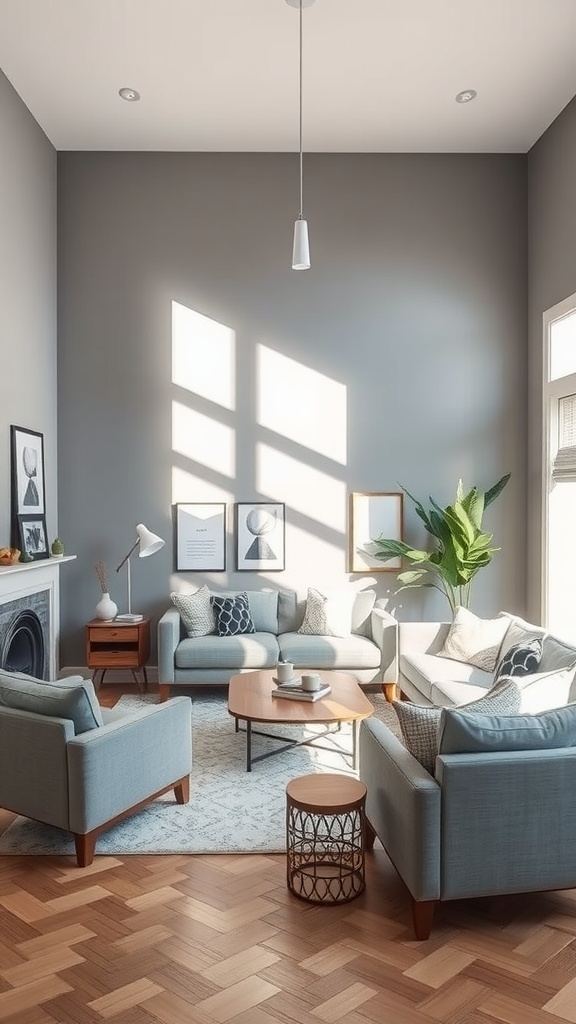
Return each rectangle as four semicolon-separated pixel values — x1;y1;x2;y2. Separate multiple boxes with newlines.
0;691;400;856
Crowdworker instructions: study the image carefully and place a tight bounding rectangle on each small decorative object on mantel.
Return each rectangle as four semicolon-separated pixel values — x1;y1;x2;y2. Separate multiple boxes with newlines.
0;546;21;565
94;559;118;621
19;549;33;563
51;537;64;558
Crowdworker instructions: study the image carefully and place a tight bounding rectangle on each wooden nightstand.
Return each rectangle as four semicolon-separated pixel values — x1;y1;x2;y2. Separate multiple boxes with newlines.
85;618;150;692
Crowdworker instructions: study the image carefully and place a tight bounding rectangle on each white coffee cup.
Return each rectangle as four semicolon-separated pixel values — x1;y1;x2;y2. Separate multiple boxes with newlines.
301;673;321;692
276;661;294;682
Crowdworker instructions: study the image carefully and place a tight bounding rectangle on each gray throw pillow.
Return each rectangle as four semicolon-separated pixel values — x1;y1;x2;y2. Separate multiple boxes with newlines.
0;674;103;734
171;586;216;638
438;701;576;755
393;678;521;774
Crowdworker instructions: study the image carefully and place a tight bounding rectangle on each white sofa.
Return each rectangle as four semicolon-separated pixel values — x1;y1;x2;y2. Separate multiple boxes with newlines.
158;588;399;701
396;613;576;707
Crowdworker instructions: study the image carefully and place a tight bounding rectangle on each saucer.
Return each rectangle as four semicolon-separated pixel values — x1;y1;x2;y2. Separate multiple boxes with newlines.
272;675;297;685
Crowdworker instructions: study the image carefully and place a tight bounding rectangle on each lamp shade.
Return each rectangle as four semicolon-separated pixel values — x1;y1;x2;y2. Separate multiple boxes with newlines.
135;523;164;558
292;218;310;270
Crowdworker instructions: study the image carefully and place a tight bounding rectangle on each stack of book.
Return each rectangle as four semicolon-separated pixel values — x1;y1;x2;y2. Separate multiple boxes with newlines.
272;679;331;702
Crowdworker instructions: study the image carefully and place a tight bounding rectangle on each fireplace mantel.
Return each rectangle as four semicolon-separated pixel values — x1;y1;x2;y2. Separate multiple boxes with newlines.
0;556;76;678
0;555;76;578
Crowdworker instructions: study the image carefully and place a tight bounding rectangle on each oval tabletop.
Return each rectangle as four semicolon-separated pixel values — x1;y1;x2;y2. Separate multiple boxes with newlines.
227;669;374;726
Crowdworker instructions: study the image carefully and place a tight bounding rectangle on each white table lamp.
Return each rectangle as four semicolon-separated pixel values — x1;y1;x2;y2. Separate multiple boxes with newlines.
115;523;164;623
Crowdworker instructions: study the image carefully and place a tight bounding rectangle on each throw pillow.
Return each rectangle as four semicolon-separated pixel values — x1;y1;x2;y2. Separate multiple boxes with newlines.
437;606;509;671
494;638;542;682
171;587;216;638
393;678;521;774
0;674;103;734
211;593;255;637
298;588;354;638
438;701;576;756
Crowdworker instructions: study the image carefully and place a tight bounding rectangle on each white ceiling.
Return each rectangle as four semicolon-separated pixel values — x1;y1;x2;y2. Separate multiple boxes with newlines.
1;0;576;153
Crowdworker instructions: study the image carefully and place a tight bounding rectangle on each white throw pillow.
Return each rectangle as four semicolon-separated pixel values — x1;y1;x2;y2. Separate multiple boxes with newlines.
171;587;216;638
437;606;509;671
511;667;575;713
298;588;355;638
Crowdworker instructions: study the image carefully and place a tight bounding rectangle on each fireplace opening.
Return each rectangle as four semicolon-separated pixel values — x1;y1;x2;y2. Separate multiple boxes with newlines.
0;610;45;678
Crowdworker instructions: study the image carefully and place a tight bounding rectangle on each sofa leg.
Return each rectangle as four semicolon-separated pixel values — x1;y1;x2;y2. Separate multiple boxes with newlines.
174;776;190;804
411;898;437;940
382;683;399;702
363;815;377;851
74;831;97;867
159;684;170;703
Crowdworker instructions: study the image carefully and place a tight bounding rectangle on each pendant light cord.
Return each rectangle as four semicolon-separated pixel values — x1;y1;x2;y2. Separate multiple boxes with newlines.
298;0;304;219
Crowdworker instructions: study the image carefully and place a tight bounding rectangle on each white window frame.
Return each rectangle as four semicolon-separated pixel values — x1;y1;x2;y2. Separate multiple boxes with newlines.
542;292;576;627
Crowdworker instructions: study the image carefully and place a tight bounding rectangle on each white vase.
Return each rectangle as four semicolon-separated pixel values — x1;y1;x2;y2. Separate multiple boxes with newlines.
95;592;118;621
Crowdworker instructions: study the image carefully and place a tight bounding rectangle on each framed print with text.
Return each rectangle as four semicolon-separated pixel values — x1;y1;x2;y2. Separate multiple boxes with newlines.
236;503;285;571
176;503;226;571
349;491;403;572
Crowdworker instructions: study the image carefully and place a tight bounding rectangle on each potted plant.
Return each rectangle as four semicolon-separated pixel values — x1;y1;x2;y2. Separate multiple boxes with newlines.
51;537;64;558
368;474;510;614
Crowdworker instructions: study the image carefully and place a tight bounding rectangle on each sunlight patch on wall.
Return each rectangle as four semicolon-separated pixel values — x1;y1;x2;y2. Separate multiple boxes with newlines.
171;467;231;506
172;401;235;478
257;346;347;465
283;522;348;589
257;443;345;533
172;301;235;409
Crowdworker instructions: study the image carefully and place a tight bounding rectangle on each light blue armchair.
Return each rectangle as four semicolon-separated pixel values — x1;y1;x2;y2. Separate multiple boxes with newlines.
360;715;576;939
0;678;192;866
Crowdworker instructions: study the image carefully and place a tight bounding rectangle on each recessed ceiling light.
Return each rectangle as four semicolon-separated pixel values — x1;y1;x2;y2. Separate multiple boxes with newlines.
118;87;140;102
455;89;477;104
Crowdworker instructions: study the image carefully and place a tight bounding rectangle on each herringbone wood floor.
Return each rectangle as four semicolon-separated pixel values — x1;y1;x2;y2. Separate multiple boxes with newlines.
1;684;576;1023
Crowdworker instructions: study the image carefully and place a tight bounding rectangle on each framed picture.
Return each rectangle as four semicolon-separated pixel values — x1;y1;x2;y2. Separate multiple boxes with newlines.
349;491;403;572
10;425;45;517
175;503;226;571
17;514;49;561
236;503;285;571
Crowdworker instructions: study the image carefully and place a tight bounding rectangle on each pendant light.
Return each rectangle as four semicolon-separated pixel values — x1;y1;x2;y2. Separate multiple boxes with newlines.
286;0;315;270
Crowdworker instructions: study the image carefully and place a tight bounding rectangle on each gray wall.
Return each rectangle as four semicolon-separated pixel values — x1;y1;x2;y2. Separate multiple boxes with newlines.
57;152;527;664
0;70;57;550
527;95;576;622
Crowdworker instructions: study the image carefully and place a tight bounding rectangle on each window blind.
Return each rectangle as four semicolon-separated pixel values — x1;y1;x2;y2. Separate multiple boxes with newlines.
552;393;576;481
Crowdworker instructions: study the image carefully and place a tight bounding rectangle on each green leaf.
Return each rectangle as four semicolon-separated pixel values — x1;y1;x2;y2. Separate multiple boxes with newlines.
485;473;511;508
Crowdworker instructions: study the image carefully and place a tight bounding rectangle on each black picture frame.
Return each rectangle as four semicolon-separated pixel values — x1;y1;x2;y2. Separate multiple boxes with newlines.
235;502;285;571
17;514;49;561
175;502;226;571
10;425;46;522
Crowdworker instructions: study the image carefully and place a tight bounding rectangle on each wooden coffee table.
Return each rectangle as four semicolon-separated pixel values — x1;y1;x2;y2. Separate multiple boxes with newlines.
227;669;374;772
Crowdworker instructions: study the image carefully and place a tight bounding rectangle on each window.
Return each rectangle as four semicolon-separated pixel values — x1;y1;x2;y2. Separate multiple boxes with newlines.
543;296;576;640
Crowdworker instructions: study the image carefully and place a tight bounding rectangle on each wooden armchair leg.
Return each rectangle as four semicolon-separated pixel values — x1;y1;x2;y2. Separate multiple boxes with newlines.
74;831;97;868
382;683;399;702
159;684;170;703
174;776;190;804
363;815;377;851
411;898;437;941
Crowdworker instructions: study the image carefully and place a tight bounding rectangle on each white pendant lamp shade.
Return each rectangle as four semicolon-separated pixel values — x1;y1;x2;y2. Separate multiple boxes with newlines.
135;523;164;558
292;217;310;270
287;0;315;270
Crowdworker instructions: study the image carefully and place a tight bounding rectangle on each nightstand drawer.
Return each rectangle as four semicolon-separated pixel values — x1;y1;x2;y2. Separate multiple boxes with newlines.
89;627;139;642
88;650;141;667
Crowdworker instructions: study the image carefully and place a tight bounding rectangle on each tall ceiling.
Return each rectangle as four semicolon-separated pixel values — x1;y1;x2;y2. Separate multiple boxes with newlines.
1;0;576;153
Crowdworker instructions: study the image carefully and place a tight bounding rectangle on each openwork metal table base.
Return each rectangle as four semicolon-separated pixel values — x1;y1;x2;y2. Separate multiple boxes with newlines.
286;774;366;905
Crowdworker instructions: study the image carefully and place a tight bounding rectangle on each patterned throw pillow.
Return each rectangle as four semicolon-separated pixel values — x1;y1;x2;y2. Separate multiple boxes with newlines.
211;593;255;637
494;638;542;682
437;606;509;671
298;588;354;638
171;587;216;638
393;678;522;774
